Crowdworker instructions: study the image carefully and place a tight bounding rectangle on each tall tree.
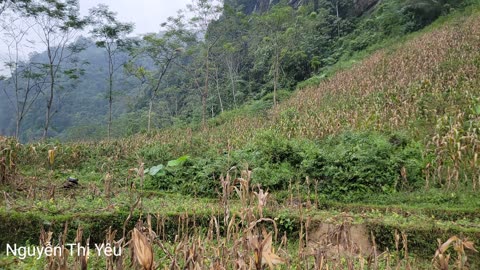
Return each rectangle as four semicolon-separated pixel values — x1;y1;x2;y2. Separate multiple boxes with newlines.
0;11;47;139
127;27;185;132
24;0;86;140
187;0;222;129
89;4;134;139
253;5;293;107
211;5;249;109
126;14;195;131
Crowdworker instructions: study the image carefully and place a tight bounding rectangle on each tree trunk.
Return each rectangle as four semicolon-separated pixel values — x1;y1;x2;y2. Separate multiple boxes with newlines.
314;0;319;11
108;89;112;138
107;50;114;140
226;56;237;108
147;57;174;132
175;95;178;117
43;61;55;140
273;47;279;107
147;92;154;132
202;50;210;129
202;91;207;128
215;68;224;113
230;72;236;108
15;119;20;140
14;64;20;139
336;0;340;36
43;87;53;140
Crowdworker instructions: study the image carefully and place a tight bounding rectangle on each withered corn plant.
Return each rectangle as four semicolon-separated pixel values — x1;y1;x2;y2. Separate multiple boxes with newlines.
0;136;19;186
433;236;478;270
31;168;478;270
131;227;154;270
40;223;70;270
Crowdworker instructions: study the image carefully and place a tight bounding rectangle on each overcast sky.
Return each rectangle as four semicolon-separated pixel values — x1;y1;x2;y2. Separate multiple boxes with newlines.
79;0;191;35
0;0;192;75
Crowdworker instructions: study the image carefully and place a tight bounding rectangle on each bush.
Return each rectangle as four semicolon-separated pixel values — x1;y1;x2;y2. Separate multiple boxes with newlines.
253;130;304;166
145;154;235;197
139;143;173;166
238;131;311;190
144;131;425;200
303;132;424;200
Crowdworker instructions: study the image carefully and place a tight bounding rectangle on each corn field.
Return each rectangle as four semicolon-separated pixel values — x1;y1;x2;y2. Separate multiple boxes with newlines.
3;170;474;270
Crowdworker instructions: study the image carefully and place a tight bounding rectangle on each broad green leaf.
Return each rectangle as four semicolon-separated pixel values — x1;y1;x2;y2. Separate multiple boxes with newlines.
148;164;165;176
167;155;189;167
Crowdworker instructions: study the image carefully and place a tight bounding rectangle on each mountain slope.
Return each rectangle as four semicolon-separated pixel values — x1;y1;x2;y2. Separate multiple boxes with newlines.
11;6;477;192
132;6;480;191
1;7;480;266
2;0;472;142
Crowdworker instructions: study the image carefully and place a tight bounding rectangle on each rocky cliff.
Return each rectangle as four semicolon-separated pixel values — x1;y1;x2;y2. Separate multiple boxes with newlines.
226;0;379;15
353;0;379;14
224;0;278;14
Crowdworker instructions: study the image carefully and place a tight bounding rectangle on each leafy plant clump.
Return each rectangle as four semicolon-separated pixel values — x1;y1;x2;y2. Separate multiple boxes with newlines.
223;131;425;200
304;132;424;200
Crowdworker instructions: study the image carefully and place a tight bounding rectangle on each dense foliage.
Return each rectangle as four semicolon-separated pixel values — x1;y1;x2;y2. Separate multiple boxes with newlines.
140;131;424;199
0;0;474;141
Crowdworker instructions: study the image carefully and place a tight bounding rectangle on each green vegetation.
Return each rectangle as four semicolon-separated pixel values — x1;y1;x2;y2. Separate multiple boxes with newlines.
1;0;476;141
1;0;480;269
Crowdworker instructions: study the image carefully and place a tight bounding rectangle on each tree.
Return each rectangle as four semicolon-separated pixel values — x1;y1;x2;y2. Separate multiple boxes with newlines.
323;0;354;36
0;0;29;17
0;11;47;139
253;5;293;107
187;0;222;129
133;33;182;131
89;4;134;139
24;0;87;140
404;0;456;28
211;5;249;109
0;0;12;17
127;29;184;132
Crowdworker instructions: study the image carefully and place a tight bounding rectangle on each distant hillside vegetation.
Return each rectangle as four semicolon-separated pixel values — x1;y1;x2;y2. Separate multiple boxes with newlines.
0;0;474;142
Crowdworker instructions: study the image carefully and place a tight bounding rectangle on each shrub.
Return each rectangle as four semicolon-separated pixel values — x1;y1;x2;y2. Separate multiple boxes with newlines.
253;130;304;166
139;143;173;166
303;132;424;200
144;131;424;200
145;154;235;197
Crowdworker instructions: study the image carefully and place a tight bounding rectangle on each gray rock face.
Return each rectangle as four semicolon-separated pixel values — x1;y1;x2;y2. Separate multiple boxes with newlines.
354;0;380;14
226;0;379;15
225;0;278;14
254;0;273;13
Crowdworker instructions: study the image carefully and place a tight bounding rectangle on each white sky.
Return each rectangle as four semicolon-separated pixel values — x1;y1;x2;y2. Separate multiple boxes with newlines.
79;0;191;35
0;0;192;75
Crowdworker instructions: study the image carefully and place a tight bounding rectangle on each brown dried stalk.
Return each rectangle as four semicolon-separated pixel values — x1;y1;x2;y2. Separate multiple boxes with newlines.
433;236;478;270
131;228;154;270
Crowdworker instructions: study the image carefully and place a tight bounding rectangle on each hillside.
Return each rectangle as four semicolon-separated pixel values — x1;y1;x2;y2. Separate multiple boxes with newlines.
1;1;480;269
0;0;472;142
